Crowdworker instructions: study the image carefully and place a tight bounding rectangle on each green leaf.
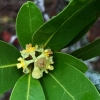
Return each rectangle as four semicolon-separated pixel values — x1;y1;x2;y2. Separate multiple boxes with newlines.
0;41;22;94
10;74;45;100
66;18;98;47
16;1;44;48
70;38;100;61
54;52;88;72
40;61;100;100
32;0;100;51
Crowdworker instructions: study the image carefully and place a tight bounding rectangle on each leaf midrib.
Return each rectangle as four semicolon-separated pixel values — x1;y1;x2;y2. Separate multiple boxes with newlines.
72;39;100;58
26;74;31;100
0;64;17;68
49;73;75;100
44;0;92;47
28;2;33;35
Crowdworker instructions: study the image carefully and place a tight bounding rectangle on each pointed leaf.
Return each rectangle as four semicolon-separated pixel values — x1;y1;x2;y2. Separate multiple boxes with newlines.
41;61;100;100
54;52;88;72
10;74;45;100
32;0;100;50
71;38;100;60
16;1;44;48
0;41;22;94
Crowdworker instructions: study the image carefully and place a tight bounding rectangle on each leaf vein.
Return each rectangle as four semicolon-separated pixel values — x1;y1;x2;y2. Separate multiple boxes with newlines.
26;74;31;100
44;0;92;47
0;64;17;68
28;2;33;35
49;73;75;100
75;42;100;58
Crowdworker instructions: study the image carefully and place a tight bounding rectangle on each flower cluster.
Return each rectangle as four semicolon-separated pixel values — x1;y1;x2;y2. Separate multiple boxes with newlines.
17;44;54;79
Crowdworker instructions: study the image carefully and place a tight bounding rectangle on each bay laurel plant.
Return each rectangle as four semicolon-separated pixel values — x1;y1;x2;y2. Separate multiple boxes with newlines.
0;1;100;100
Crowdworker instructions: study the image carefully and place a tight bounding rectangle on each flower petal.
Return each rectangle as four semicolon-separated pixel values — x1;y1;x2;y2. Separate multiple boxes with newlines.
32;67;43;79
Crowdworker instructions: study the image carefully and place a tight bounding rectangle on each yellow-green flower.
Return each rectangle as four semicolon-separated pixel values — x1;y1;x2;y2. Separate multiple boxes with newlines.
20;44;37;59
17;57;33;73
32;49;54;79
17;43;54;79
44;49;53;57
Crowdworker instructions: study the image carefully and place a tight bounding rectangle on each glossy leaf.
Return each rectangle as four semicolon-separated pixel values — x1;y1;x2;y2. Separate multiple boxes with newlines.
66;18;98;47
32;0;100;51
0;41;22;94
40;61;100;100
54;52;88;72
16;1;44;48
71;38;100;61
10;74;45;100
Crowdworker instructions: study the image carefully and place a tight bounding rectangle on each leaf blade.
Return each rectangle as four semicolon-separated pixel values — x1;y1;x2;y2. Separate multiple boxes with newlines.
10;74;45;100
40;61;100;100
70;38;100;60
0;41;22;94
32;0;100;50
54;52;88;72
16;1;44;48
66;18;98;47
